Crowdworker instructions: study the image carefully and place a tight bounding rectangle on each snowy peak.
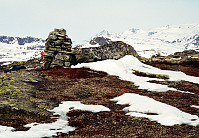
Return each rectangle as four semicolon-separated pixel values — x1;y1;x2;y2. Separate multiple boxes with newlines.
130;28;140;33
156;24;199;31
96;30;111;37
126;28;140;34
148;24;199;50
150;24;199;39
120;28;143;36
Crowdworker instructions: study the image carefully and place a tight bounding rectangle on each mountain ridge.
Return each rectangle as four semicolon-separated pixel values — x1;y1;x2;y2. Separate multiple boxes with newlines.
0;34;45;45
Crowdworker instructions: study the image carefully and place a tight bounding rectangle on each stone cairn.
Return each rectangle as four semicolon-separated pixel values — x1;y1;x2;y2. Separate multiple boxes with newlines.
43;28;75;69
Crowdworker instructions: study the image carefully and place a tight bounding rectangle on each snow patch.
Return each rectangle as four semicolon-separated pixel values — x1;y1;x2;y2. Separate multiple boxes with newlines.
111;93;199;126
191;105;199;109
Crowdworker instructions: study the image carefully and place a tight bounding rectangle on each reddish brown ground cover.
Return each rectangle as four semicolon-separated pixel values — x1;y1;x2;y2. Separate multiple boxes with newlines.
35;67;199;137
2;62;198;136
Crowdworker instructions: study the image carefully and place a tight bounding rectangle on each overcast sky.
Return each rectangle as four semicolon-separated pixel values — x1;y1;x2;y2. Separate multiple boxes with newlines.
0;0;199;42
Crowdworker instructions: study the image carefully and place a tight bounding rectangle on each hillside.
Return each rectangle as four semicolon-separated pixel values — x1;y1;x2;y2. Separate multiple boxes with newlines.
0;49;199;137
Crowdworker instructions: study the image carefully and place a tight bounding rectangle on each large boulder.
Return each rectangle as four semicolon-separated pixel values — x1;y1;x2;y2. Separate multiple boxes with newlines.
73;41;140;63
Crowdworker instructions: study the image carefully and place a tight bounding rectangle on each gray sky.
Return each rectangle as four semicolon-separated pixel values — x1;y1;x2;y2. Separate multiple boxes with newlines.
0;0;199;42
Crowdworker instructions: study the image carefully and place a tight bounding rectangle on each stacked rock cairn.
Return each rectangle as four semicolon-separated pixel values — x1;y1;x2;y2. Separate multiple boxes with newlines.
43;28;75;69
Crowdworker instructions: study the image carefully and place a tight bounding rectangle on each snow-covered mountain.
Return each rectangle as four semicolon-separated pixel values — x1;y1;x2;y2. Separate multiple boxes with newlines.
0;35;45;65
89;24;199;58
96;30;111;36
1;24;199;65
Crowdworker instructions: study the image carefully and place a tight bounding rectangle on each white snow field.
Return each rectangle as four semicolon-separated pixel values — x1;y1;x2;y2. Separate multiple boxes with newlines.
111;93;199;126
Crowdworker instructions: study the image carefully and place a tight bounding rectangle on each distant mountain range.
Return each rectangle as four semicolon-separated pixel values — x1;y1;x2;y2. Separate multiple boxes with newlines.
88;24;199;58
0;35;45;50
1;24;199;65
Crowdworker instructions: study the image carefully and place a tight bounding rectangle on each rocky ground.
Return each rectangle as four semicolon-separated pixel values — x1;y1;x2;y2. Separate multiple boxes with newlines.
0;51;199;137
